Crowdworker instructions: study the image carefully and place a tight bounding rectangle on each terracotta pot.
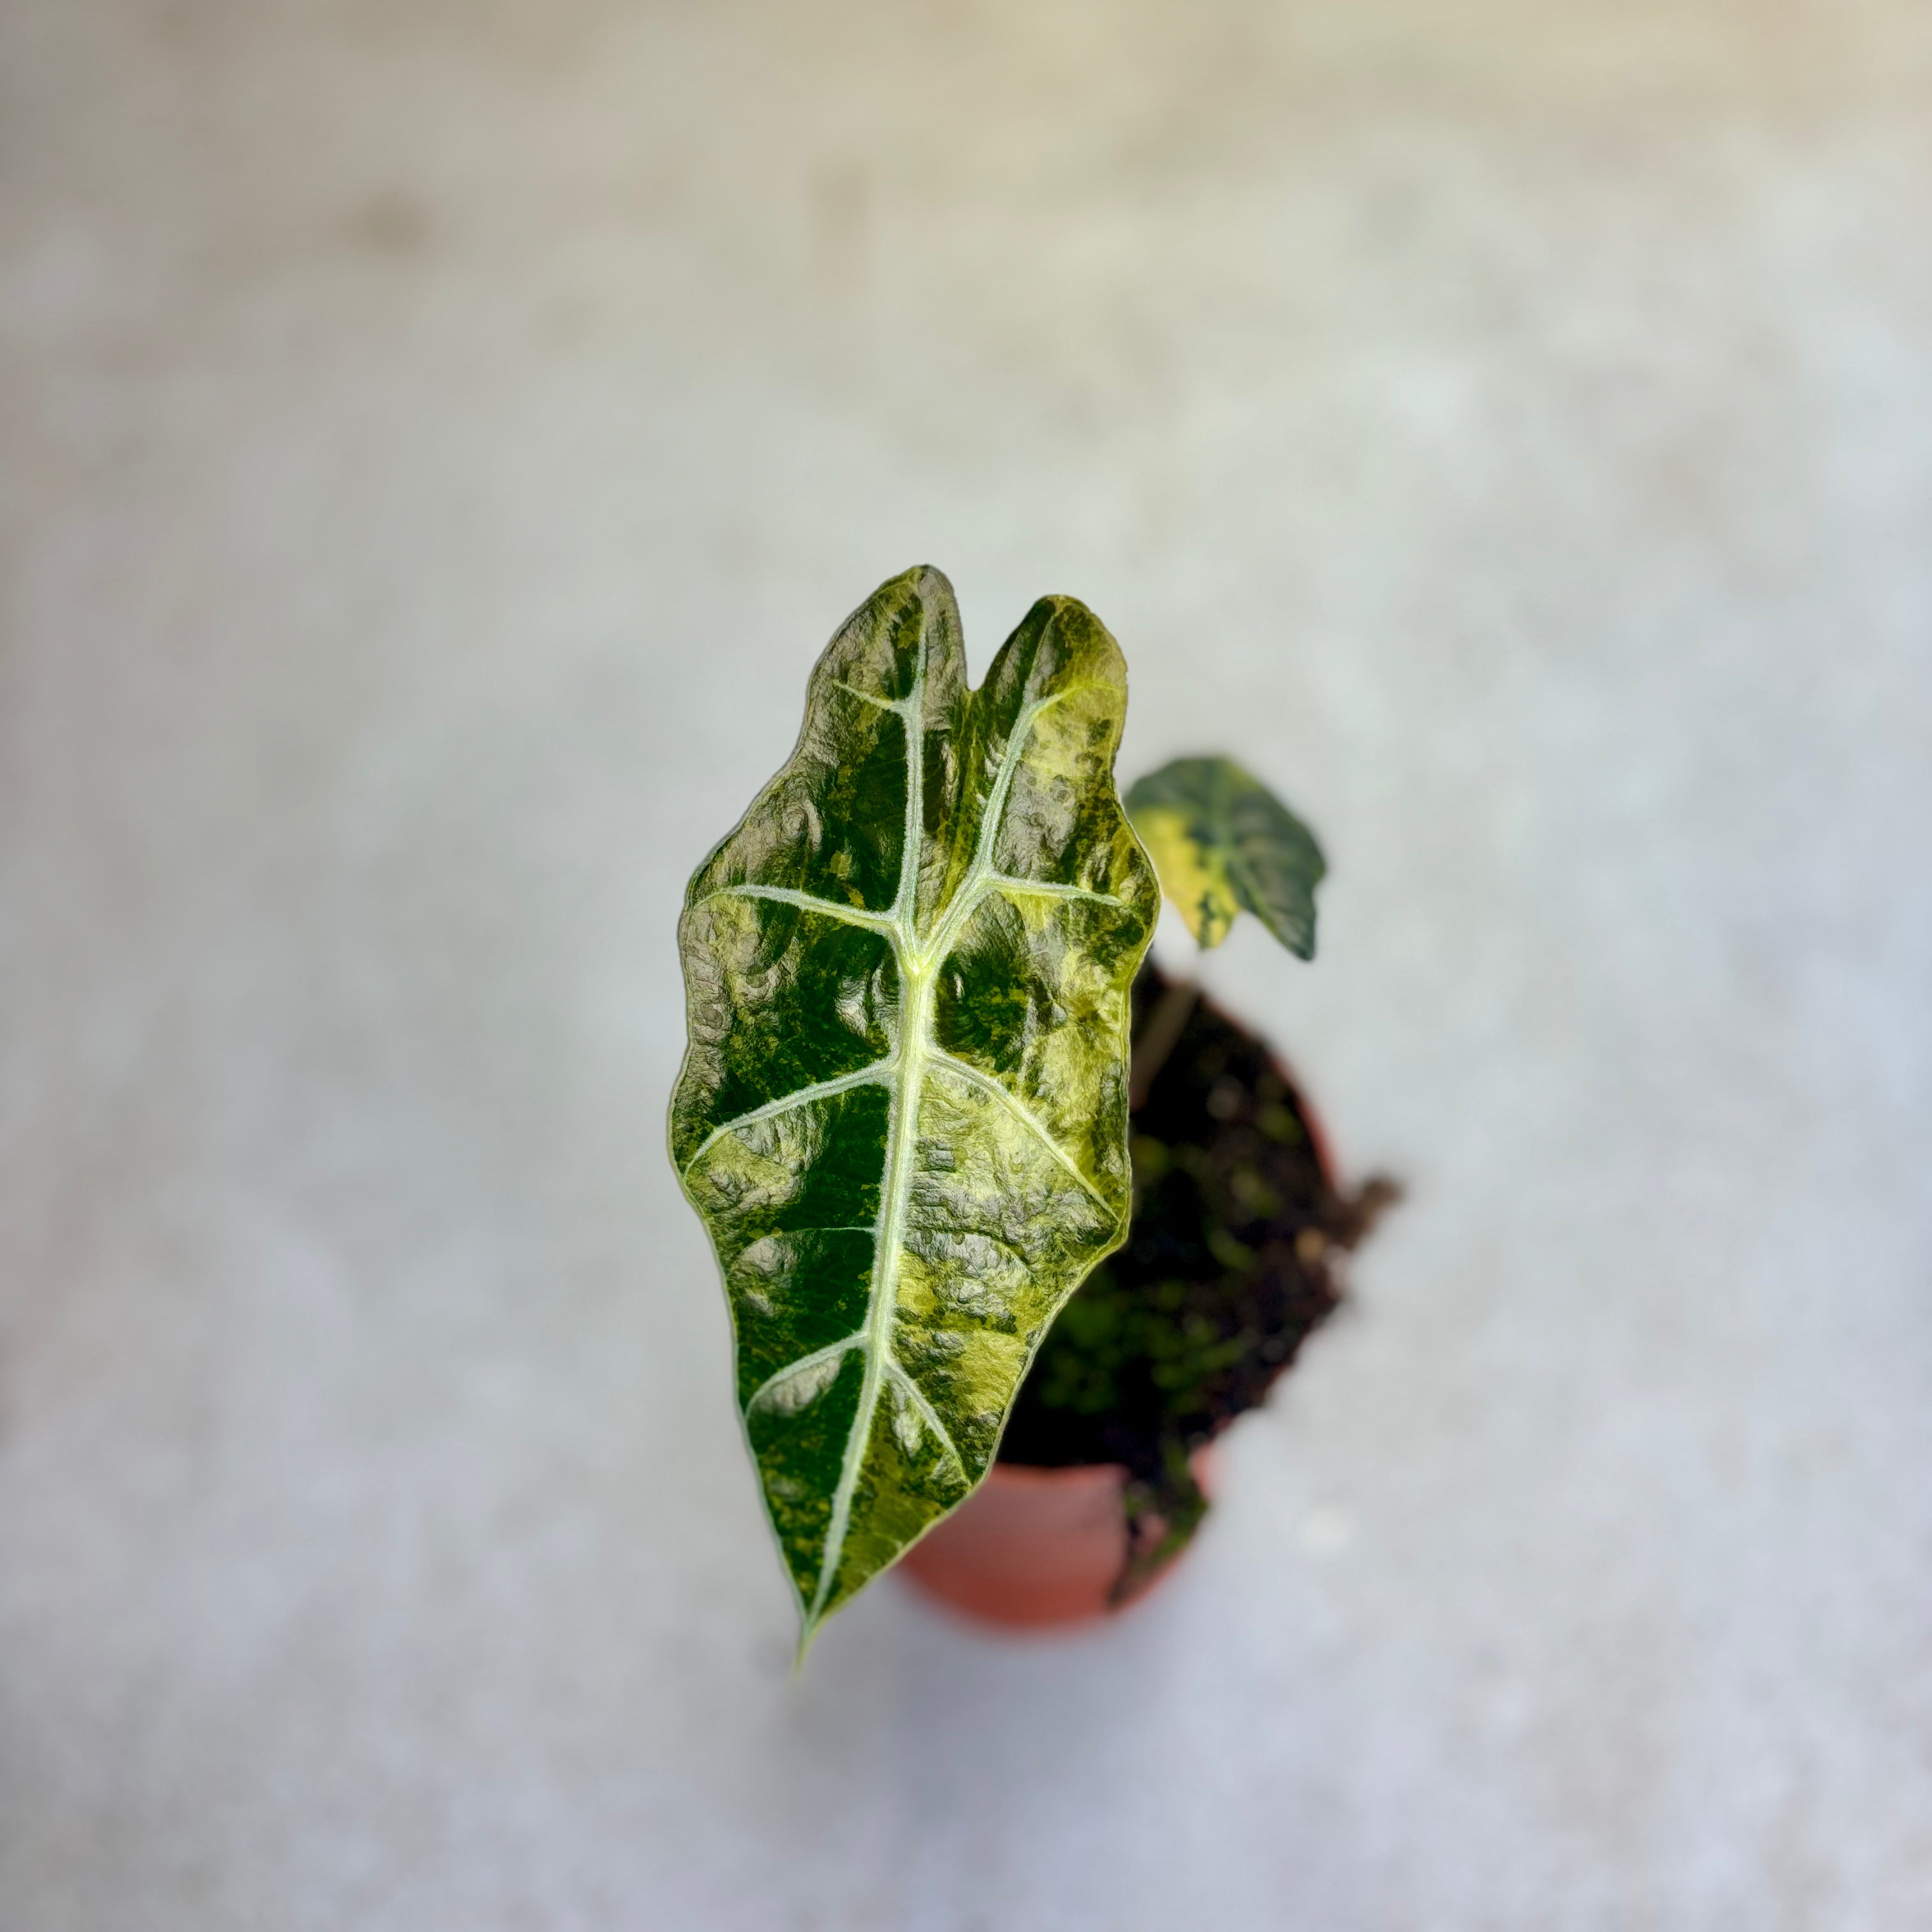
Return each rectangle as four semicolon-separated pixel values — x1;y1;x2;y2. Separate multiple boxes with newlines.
897;1448;1216;1631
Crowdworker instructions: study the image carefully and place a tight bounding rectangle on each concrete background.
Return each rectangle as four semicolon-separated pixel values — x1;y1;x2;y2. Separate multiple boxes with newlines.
4;3;1931;1927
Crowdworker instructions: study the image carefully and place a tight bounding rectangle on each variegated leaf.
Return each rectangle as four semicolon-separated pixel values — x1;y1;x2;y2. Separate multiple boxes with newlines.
670;567;1159;1645
1124;755;1325;955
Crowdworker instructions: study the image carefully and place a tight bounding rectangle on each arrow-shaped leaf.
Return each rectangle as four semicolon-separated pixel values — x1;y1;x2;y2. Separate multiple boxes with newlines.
670;567;1160;1645
1124;755;1325;955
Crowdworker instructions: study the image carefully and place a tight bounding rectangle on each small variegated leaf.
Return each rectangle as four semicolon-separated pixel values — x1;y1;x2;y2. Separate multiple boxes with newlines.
1124;755;1325;956
670;567;1160;1646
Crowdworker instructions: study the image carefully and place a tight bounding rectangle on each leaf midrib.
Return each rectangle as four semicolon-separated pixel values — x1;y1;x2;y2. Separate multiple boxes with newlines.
807;659;931;1624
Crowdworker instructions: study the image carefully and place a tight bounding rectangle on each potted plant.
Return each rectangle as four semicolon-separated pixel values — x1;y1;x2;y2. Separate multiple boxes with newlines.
670;566;1393;1652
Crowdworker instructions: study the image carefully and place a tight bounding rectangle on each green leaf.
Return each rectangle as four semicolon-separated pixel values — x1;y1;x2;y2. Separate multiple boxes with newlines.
1124;756;1325;955
670;566;1160;1646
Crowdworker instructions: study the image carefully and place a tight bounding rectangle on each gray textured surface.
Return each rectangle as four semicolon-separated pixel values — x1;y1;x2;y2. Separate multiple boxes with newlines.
4;5;1931;1928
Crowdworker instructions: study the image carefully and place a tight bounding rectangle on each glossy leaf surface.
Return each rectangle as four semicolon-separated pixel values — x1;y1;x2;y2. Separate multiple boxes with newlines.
1124;755;1325;955
670;567;1159;1644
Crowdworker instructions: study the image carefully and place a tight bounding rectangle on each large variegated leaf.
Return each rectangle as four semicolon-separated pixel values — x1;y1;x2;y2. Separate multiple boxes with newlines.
670;566;1159;1645
1124;755;1325;955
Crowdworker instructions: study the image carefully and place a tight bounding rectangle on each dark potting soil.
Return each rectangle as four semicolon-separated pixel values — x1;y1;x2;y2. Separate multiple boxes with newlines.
997;960;1398;1595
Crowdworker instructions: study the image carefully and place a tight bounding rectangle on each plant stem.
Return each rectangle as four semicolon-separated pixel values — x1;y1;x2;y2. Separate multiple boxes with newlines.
1128;978;1199;1111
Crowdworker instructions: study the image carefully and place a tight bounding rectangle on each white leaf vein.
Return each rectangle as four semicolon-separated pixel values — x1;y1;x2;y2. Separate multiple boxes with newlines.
926;1048;1113;1212
681;1061;891;1177
698;884;900;943
744;1330;866;1416
885;1361;967;1474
